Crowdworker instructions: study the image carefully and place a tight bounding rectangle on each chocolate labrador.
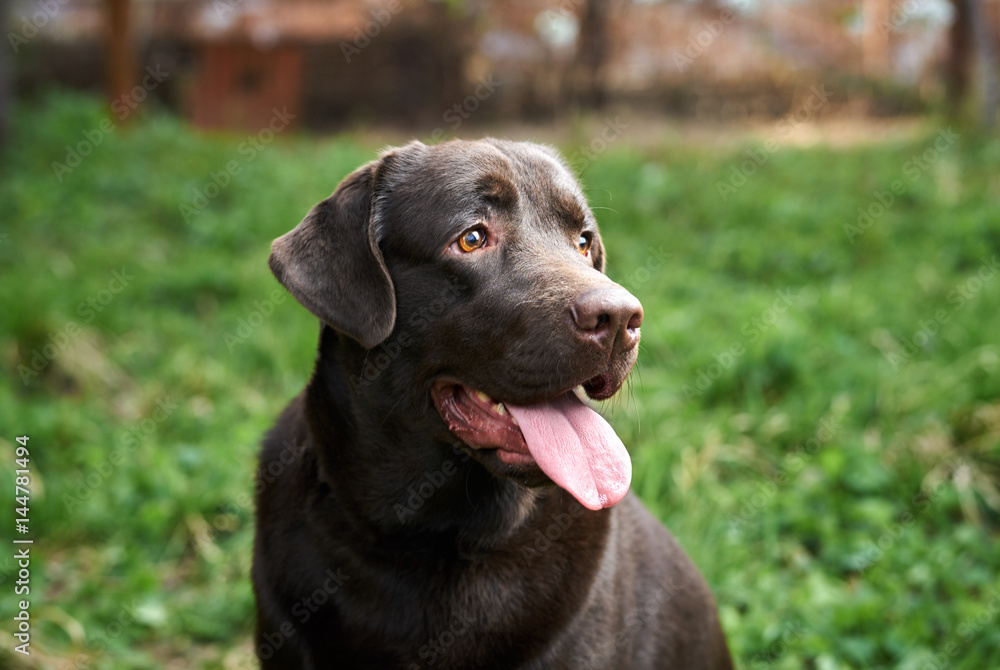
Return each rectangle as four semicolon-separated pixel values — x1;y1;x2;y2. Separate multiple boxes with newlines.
253;138;733;669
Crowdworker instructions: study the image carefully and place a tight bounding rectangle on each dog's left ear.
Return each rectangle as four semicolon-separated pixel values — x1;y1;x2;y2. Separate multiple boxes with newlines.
269;150;403;349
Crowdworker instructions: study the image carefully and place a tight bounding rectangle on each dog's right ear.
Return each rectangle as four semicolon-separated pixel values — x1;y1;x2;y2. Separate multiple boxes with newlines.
269;157;396;349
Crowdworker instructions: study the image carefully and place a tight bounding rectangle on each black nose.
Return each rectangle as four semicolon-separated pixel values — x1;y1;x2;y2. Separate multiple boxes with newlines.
570;287;643;352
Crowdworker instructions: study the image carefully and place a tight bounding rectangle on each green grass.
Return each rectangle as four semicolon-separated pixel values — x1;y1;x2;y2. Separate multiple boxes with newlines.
1;92;998;669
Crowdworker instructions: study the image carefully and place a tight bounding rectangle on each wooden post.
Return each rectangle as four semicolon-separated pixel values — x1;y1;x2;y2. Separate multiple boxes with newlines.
576;0;612;109
862;0;894;77
105;0;134;123
968;0;999;127
0;0;11;147
945;0;973;117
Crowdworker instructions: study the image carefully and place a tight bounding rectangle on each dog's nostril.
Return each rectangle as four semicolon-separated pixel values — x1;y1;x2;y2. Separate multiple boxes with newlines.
571;289;643;346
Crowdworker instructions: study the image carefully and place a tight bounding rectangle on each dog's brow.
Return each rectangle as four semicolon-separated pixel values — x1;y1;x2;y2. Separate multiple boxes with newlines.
517;150;590;230
476;171;518;208
547;190;588;231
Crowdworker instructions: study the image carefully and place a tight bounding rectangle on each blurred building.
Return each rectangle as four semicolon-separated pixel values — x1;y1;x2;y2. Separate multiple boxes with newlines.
11;0;470;130
6;0;993;129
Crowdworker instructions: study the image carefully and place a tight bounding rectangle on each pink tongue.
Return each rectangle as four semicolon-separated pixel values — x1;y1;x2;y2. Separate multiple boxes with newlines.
505;393;632;510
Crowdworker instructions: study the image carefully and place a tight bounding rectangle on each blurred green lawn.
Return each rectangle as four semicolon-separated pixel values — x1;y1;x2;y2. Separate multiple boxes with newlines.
1;93;998;669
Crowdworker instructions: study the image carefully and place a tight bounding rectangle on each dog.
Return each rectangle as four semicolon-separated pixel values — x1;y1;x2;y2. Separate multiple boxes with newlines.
252;138;733;669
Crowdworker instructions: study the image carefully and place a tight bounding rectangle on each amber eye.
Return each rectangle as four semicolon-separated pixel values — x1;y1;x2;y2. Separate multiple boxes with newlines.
578;234;593;256
458;227;487;253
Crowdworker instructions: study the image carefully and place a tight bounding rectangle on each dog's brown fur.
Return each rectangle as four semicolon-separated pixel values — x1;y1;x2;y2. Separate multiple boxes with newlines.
253;139;733;669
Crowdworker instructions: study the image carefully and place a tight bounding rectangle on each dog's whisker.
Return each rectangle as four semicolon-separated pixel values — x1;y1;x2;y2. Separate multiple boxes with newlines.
380;394;406;427
464;467;478;509
627;372;640;435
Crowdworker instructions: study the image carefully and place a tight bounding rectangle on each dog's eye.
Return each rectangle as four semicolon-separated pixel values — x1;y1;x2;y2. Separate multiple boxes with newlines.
458;227;487;253
578;234;593;256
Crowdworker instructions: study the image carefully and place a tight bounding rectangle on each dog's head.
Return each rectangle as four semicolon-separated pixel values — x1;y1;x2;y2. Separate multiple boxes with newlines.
270;139;643;510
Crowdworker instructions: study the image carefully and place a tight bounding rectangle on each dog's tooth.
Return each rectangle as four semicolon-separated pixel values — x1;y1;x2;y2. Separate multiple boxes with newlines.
495;403;507;416
474;390;491;403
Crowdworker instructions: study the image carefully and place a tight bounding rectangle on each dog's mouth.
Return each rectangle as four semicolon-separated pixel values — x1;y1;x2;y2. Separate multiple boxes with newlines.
430;381;631;510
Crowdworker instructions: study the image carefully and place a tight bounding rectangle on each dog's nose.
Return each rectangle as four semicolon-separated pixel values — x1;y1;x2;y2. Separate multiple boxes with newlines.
571;287;643;352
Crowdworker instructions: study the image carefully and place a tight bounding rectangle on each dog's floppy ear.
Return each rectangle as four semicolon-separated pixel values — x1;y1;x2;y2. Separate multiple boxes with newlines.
269;157;396;349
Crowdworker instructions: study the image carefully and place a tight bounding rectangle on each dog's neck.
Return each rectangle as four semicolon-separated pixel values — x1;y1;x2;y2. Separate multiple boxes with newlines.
302;324;544;549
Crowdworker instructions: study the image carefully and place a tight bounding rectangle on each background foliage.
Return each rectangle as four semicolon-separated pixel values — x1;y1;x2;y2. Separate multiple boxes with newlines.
1;93;998;668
